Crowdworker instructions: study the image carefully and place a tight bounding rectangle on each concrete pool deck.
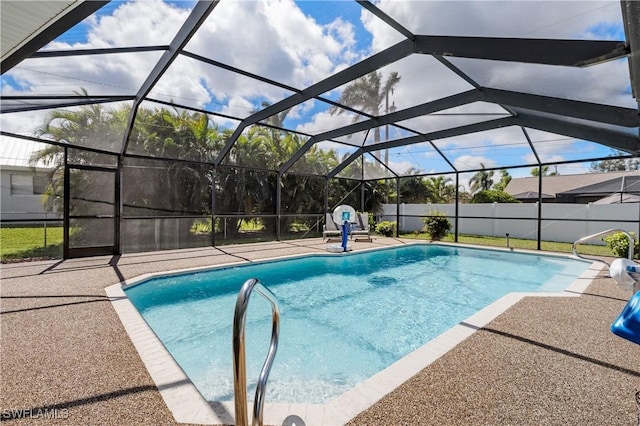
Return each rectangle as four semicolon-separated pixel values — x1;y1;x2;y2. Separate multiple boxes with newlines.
1;238;639;425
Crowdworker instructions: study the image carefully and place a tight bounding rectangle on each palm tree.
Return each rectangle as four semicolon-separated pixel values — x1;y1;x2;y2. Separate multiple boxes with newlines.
329;71;401;204
492;169;512;191
399;176;430;203
254;101;292;159
425;176;455;203
33;94;130;214
329;70;401;147
469;163;494;194
590;149;640;172
129;106;223;216
530;165;558;176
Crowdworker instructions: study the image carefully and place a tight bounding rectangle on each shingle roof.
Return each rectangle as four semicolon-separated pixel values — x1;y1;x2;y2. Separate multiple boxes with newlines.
504;171;640;198
560;175;640;195
593;193;640;204
511;190;555;199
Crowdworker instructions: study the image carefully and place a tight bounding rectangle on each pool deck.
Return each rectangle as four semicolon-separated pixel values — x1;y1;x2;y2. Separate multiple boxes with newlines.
1;238;639;425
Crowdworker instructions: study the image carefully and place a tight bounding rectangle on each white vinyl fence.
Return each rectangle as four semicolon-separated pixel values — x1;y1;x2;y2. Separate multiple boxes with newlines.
380;203;640;244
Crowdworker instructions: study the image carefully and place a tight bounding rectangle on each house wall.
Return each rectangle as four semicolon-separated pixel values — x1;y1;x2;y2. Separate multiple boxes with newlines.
380;203;640;244
1;168;51;221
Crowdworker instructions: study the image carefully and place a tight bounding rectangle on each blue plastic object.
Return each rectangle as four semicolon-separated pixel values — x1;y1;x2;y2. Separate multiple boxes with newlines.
341;221;349;252
611;290;640;346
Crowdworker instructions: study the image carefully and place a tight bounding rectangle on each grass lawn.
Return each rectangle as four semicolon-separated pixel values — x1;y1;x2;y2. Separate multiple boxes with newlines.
0;225;619;262
400;232;615;257
1;226;63;261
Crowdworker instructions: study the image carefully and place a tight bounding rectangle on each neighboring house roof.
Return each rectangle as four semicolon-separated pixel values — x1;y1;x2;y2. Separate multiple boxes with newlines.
593;193;640;204
512;190;554;200
0;135;51;169
559;175;640;195
505;171;640;198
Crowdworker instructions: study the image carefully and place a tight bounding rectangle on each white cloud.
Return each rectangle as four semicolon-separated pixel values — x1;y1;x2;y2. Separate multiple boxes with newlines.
84;0;187;47
432;126;530;164
287;99;316;122
315;140;357;155
214;95;256;120
1;0;633;171
373;1;621;38
295;110;356;136
556;163;591;175
360;4;406;54
209;114;240;132
0;1;190;135
454;155;497;171
5;0;187;98
356;0;635;160
184;0;360;93
525;128;606;163
523;152;565;165
397;102;509;134
453;57;634;107
2;0;363;133
387;159;416;176
0;109;48;136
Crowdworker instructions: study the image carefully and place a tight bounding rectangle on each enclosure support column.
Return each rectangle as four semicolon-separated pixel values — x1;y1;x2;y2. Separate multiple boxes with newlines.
63;147;70;259
360;181;365;212
276;172;282;241
537;171;543;250
115;155;122;255
324;177;329;217
395;178;400;237
455;172;459;243
211;167;216;247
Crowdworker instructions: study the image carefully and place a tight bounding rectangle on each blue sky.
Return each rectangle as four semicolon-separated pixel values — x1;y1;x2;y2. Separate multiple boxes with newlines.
296;1;373;51
588;22;625;40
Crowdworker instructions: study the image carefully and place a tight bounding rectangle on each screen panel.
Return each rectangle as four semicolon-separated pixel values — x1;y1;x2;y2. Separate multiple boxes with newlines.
122;156;212;217
184;0;403;89
126;101;234;163
288;140;353;176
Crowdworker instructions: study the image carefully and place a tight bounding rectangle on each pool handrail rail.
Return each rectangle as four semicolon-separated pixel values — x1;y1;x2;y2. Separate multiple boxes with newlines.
572;228;636;263
232;278;281;426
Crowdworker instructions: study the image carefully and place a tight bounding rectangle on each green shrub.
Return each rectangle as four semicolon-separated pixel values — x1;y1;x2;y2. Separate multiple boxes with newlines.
421;211;452;241
375;221;397;237
603;232;639;258
191;218;212;234
470;190;519;204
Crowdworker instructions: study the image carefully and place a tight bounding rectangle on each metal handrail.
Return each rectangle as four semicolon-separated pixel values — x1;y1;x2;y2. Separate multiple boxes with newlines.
232;278;280;426
572;228;636;263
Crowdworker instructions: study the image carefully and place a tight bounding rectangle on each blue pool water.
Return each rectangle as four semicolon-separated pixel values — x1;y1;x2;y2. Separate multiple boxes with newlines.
125;244;589;404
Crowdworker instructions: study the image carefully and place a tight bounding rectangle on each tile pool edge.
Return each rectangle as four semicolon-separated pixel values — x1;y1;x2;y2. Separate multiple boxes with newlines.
105;283;228;425
106;249;605;426
118;241;588;291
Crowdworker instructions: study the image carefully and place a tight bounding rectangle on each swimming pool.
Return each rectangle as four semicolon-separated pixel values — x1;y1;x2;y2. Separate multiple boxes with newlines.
123;244;590;406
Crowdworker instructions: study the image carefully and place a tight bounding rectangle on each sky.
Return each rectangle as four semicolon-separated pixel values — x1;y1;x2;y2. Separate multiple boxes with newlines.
0;0;635;186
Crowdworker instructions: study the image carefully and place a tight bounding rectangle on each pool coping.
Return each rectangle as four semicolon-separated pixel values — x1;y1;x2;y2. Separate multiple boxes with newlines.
105;243;605;426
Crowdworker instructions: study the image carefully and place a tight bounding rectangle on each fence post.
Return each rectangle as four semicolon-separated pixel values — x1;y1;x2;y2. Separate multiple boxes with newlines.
536;201;542;250
492;202;497;237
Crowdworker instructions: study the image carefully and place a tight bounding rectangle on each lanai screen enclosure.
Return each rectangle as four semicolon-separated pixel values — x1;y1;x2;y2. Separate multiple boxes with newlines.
1;0;640;258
